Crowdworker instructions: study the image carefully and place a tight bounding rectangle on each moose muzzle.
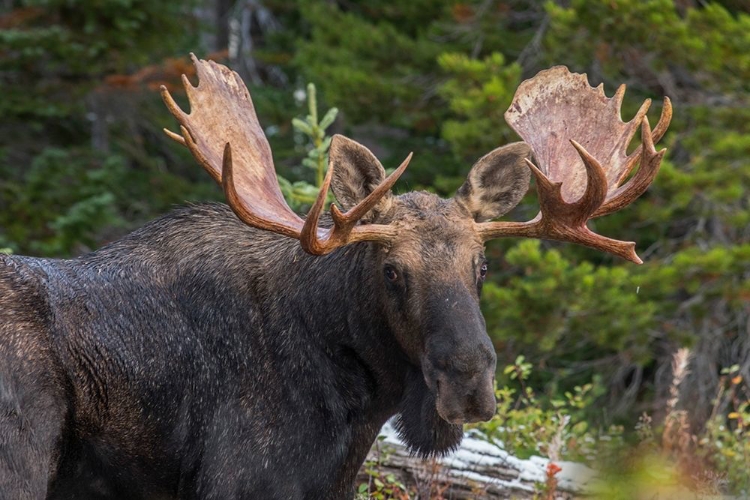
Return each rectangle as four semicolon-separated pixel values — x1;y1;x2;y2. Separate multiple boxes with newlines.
422;287;498;425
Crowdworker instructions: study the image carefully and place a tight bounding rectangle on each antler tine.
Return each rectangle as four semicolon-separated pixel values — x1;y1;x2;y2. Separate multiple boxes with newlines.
300;153;412;254
333;153;413;225
160;85;188;147
483;66;670;263
160;84;187;121
607;98;652;188
162;55;406;256
568;140;609;222
299;157;336;254
594;98;672;218
611;96;672;186
652;97;672;143
221;143;301;239
163;127;186;146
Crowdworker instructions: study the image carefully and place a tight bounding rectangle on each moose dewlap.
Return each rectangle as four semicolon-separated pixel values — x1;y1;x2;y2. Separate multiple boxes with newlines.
0;55;670;499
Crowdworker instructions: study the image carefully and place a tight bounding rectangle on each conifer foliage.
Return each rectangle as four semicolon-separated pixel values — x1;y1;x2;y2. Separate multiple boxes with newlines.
2;0;748;493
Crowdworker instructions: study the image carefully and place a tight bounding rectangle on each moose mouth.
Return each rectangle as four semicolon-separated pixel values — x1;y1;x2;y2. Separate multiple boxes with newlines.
434;384;496;425
426;366;497;425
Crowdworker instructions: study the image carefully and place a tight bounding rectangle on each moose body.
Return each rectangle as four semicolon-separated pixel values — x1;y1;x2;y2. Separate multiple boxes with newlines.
0;204;429;498
0;200;494;499
0;57;670;499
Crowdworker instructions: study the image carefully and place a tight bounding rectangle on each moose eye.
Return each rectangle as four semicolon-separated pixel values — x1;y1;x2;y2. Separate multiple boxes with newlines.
479;262;488;280
384;265;399;282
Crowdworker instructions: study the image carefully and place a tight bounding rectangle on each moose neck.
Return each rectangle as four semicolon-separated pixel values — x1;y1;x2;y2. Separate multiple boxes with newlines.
245;219;464;457
260;235;410;401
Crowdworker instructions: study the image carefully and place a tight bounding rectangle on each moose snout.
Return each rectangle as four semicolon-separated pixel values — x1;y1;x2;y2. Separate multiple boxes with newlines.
422;286;498;424
423;352;497;425
433;370;497;424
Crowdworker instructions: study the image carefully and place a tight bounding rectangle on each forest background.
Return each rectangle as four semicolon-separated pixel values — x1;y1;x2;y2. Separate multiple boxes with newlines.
1;0;749;496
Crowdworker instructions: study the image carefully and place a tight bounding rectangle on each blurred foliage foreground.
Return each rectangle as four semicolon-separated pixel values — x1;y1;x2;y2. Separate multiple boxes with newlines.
1;0;749;496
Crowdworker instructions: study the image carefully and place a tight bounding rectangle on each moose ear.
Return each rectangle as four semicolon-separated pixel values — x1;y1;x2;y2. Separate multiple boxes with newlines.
454;142;532;222
329;135;391;218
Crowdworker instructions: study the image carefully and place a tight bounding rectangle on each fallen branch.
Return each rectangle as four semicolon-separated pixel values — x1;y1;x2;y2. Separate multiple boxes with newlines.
357;424;596;499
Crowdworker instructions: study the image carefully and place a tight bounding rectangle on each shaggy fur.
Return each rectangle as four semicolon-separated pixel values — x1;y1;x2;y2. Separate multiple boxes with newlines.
0;142;531;499
0;203;465;499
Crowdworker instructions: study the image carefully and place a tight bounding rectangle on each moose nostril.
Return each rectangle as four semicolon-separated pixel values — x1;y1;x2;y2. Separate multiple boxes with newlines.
481;405;496;421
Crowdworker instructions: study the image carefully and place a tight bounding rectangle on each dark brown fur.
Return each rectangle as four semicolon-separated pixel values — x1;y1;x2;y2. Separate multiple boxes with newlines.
0;142;532;499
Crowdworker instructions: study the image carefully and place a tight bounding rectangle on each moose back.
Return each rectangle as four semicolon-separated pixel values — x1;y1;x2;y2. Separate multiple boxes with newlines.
0;56;670;499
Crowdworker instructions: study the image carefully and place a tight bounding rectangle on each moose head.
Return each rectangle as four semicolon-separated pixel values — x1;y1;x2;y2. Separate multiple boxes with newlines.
161;56;671;454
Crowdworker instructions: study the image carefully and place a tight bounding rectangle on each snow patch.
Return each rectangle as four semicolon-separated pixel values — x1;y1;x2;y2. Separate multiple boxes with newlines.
379;421;596;494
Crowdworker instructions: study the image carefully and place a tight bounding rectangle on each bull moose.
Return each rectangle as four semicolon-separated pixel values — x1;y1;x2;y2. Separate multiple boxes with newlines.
0;55;671;499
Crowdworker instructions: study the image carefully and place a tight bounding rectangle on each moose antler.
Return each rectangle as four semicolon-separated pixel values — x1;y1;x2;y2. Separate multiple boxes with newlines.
160;54;410;255
478;66;672;263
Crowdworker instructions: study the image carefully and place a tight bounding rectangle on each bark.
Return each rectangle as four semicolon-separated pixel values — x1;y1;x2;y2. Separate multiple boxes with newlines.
356;425;595;499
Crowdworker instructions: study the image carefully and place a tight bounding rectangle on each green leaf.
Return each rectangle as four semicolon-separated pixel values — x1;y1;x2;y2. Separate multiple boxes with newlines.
292;118;314;136
319;107;339;130
302;157;318;169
